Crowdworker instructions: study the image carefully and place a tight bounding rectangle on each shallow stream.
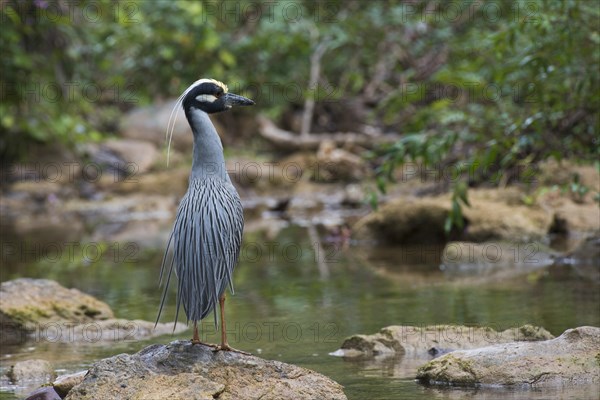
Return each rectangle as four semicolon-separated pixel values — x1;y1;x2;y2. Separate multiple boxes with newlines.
1;225;598;399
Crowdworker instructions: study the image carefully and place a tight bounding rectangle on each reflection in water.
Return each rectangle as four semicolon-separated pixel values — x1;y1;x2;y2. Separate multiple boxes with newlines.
422;384;600;400
1;225;599;400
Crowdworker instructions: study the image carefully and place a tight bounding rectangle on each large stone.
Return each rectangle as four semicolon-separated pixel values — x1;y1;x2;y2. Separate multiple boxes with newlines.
0;279;114;333
7;359;56;385
416;326;600;387
354;189;554;245
65;340;347;400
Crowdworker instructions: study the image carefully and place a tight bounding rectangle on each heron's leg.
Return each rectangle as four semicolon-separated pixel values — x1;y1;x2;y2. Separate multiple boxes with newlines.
215;294;250;355
192;321;201;345
219;295;228;347
191;320;218;348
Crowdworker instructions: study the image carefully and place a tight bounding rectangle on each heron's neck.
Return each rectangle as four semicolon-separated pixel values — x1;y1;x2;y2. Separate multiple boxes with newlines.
186;108;228;181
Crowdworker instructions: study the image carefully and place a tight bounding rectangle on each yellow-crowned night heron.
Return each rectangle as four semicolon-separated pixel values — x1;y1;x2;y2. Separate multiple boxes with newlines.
156;79;254;352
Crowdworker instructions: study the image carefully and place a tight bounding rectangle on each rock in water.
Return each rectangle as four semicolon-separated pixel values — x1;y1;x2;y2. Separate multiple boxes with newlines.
7;359;56;385
65;340;347;400
335;324;554;358
332;324;554;380
0;279;113;343
416;326;600;387
0;279;185;345
52;371;87;398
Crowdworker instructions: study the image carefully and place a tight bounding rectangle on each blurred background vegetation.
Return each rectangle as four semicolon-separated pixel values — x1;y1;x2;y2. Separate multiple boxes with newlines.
2;3;599;398
2;0;598;190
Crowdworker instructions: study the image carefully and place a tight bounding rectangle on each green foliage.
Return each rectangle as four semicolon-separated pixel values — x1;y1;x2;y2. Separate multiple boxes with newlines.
2;0;598;198
368;0;599;231
1;0;228;160
445;182;470;234
1;0;127;158
563;173;590;204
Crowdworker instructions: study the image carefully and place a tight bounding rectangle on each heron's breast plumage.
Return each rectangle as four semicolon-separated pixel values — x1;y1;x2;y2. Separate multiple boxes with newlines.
171;177;243;322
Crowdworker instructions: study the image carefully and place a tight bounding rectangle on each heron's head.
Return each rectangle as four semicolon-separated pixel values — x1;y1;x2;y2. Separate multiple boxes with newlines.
181;79;255;114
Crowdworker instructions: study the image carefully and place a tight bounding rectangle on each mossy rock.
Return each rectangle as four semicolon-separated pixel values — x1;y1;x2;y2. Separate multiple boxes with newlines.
417;326;600;387
0;279;113;337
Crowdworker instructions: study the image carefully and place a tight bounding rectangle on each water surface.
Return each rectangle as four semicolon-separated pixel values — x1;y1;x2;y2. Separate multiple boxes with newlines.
1;226;598;399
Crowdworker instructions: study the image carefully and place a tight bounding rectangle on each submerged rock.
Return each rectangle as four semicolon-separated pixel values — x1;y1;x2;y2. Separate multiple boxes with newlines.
416;326;600;387
65;340;347;400
335;324;553;358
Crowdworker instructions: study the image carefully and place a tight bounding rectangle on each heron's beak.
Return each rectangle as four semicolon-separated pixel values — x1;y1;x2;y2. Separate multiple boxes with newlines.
223;93;255;108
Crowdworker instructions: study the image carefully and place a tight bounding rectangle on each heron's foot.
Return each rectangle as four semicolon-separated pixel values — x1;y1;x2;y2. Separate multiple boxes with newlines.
190;339;219;349
212;343;250;355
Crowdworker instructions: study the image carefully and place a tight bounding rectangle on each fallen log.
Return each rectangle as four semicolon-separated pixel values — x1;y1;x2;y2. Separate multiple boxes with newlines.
257;116;401;151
